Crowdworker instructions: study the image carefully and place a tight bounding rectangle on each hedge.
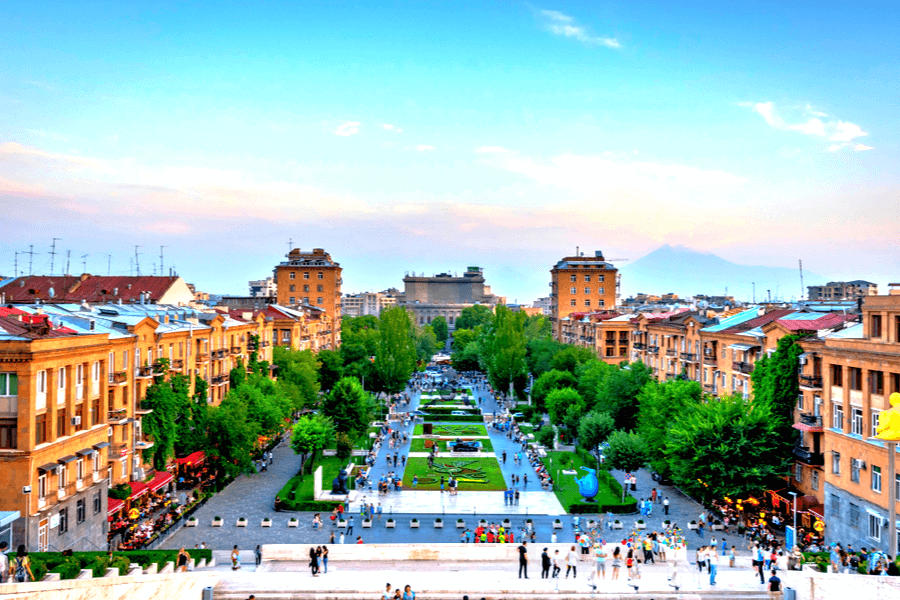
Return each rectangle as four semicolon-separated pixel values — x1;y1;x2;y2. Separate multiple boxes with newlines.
567;500;639;514
27;550;213;581
423;415;483;423
421;406;479;413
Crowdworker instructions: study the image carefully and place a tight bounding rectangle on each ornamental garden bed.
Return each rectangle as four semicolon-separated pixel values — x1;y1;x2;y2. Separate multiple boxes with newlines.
276;455;363;511
539;450;637;514
402;456;506;491
410;437;494;453
414;424;488;437
25;550;213;582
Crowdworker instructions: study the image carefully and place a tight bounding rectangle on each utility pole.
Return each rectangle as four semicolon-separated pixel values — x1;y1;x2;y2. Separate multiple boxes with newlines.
65;250;71;276
159;246;165;276
799;260;805;302
24;245;36;276
134;246;142;276
81;254;89;274
49;237;61;275
752;282;755;304
105;254;112;276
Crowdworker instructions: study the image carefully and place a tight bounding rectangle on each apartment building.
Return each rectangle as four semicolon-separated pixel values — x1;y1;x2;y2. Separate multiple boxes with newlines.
341;289;399;317
550;251;618;338
807;280;878;301
249;277;277;298
0;275;195;306
559;312;632;365
274;248;342;348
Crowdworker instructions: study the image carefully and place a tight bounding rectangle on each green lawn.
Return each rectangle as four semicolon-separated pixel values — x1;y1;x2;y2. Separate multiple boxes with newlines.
541;451;633;512
409;437;494;453
276;456;362;504
402;456;506;491
517;424;535;434
413;423;488;437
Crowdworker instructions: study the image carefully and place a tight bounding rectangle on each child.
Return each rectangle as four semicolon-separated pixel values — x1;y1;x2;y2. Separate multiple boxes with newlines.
729;546;736;568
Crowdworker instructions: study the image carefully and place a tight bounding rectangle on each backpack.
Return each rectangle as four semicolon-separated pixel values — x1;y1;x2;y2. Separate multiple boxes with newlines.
15;557;26;582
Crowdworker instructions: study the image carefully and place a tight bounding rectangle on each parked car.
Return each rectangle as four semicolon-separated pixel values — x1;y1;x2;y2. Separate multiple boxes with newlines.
410;410;429;417
512;412;525;418
451;410;469;416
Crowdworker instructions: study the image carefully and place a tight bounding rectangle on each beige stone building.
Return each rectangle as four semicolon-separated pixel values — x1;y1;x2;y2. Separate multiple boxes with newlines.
550;251;618;338
395;268;504;330
274;248;342;348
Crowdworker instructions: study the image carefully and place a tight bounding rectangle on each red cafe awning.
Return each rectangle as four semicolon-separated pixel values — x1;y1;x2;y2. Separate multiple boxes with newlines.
175;450;206;467
806;503;825;519
107;498;124;516
147;471;173;493
128;481;149;501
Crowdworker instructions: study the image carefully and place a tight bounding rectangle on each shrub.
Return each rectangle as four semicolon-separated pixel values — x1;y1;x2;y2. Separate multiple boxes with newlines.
109;484;132;500
536;427;556;448
423;415;482;422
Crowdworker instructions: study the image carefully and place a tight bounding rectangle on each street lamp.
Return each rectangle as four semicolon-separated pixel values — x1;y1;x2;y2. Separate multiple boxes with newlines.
788;491;797;549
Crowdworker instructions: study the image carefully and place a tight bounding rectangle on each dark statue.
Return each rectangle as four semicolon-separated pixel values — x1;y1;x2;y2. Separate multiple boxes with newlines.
450;438;479;453
331;469;349;495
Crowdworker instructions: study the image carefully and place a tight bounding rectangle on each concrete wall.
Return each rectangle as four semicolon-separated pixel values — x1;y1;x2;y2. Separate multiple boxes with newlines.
823;481;897;553
789;571;900;600
0;571;218;600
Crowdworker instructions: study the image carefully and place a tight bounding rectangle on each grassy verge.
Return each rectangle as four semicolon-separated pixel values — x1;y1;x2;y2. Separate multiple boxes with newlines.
540;451;635;513
414;423;488;436
276;456;363;510
402;456;506;491
410;437;494;453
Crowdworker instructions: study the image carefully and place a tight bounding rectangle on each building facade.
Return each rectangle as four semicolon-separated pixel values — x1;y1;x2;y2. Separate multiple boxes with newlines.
249;277;277;298
273;248;341;348
341;289;398;317
550;251;618;338
807;280;879;301
395;268;504;330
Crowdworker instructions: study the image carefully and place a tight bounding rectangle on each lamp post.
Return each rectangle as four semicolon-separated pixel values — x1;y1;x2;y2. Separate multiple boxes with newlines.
788;491;797;549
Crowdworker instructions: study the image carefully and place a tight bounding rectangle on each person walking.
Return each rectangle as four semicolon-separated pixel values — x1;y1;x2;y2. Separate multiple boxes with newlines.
254;545;262;567
541;548;551;578
346;516;354;536
566;545;578;578
231;545;241;571
309;547;318;576
517;540;529;579
0;541;8;584
709;549;719;585
663;497;669;515
595;544;607;579
12;546;34;583
321;545;329;574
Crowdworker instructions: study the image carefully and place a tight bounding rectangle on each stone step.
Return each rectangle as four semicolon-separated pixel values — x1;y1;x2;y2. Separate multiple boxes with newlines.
213;593;771;600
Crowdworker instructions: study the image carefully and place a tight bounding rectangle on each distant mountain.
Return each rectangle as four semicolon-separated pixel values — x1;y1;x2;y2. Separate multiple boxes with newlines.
619;245;825;302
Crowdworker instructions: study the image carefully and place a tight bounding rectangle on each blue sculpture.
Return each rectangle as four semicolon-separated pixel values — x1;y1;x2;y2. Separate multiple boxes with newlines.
574;466;599;502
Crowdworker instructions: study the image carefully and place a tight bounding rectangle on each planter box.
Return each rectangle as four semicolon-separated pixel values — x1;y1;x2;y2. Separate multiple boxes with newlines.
635;522;647;530
586;520;596;529
410;520;420;528
478;520;487;527
338;520;348;528
434;521;443;529
288;520;299;528
612;522;623;530
237;519;248;527
553;521;563;529
456;521;465;529
185;519;197;527
262;520;272;528
212;519;223;527
362;520;373;528
386;521;396;528
688;523;699;530
712;524;725;531
502;520;511;528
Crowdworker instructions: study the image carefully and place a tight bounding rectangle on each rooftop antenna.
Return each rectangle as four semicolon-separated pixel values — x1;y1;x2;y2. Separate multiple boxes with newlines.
287;238;292;253
49;237;61;275
65;250;71;276
24;244;36;276
81;254;89;273
104;253;112;276
799;259;805;302
159;246;165;276
134;246;142;276
13;251;18;277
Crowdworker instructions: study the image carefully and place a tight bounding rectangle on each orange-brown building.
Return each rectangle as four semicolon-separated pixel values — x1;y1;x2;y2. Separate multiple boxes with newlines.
274;248;342;348
559;311;632;365
550;251;618;338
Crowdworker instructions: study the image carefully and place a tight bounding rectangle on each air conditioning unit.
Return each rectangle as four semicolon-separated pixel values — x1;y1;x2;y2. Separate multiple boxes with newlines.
108;427;113;437
799;355;808;366
71;416;81;426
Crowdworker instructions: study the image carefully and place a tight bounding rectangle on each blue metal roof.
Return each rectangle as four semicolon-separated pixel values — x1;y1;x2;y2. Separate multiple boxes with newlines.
825;323;864;339
701;308;760;333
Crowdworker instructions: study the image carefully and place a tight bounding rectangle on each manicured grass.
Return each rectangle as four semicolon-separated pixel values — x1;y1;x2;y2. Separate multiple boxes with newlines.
277;456;362;504
409;437;494;453
402;456;507;491
517;425;535;434
414;423;488;437
540;451;633;512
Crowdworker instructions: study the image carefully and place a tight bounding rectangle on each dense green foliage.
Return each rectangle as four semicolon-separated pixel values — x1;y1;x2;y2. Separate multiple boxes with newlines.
545;387;586;434
455;304;493;331
140;371;187;469
374;307;418;393
290;413;335;478
26;550;212;581
604;430;648;473
751;335;803;455
486;306;528;395
637;379;703;477
322;377;373;439
316;349;344;391
531;369;577;413
577;410;616;451
430;315;449;344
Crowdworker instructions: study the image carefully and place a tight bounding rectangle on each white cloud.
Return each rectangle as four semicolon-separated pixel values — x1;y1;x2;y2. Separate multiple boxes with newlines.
334;121;361;137
382;124;394;130
415;145;436;152
537;9;620;48
474;146;510;154
853;143;873;151
744;102;871;151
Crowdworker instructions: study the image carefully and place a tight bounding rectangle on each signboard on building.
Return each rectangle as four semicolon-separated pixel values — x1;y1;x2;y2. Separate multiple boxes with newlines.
50;514;60;529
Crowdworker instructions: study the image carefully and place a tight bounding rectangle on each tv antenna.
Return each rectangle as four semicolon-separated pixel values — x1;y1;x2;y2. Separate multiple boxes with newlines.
134;246;142;276
49;238;61;275
798;259;805;302
104;254;112;276
81;254;89;273
65;250;71;276
24;245;36;276
159;246;165;276
13;251;18;276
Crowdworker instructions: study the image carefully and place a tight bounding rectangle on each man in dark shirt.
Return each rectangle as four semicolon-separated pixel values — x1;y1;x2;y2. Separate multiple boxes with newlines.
541;548;551;578
768;570;782;598
518;541;529;579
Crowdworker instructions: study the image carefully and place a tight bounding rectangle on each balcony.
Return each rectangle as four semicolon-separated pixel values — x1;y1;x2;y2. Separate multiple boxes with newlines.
135;366;154;379
666;348;677;357
793;445;824;466
633;342;646;350
799;374;823;390
648;345;659;355
108;371;128;385
110;442;128;457
108;408;128;424
681;352;698;363
195;352;209;362
703;355;717;366
231;346;242;355
702;383;716;393
135;437;154;451
800;413;823;427
605;338;616;346
170;359;184;371
211;374;229;386
732;361;754;375
93;470;103;484
135;406;153;416
248;341;259;351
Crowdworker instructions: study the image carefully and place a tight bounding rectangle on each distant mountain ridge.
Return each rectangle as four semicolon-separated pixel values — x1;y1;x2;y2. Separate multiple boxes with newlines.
618;244;825;302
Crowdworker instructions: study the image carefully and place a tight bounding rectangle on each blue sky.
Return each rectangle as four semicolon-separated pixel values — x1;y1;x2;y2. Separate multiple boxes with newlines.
1;1;897;301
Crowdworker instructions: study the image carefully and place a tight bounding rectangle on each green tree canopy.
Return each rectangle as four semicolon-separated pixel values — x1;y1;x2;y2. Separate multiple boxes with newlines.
451;327;477;352
322;377;373;439
316;349;344;391
551;346;596;374
414;324;439;363
374;307;417;393
531;369;578;413
290;413;335;478
751;335;803;455
636;379;703;477
206;395;259;476
526;338;568;378
452;338;486;372
605;430;647;473
523;314;551;341
665;394;790;504
590;362;653;431
545;387;585;428
577;359;614;409
487;306;528;395
430;315;449;344
577;410;616;451
141;374;184;469
456;304;493;331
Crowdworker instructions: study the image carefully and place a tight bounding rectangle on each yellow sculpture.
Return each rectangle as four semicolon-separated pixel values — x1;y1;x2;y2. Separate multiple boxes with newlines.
875;392;900;441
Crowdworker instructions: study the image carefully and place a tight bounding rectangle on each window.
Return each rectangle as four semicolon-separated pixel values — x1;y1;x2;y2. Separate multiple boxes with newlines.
303;272;310;279
851;408;863;435
75;364;84;400
584;275;591;282
830;493;840;515
91;361;100;395
36;370;47;409
832;451;841;475
570;274;577;282
598;287;605;295
850;367;862;391
38;474;47;499
76;499;85;524
281;331;290;342
869;513;881;541
570;287;577;294
92;452;100;473
851;458;860;484
303;297;310;304
584;299;591;307
119;456;127;478
870;370;884;395
811;469;819;490
896;473;900;500
849;503;860;528
317;284;323;292
56;408;67;438
289;297;295;304
872;411;881;438
794;463;803;483
833;403;844;430
317;297;323;305
598;275;605;282
873;465;882;493
57;367;66;396
584;287;591;294
36;413;47;445
76;458;84;482
289;272;296;280
832;365;843;386
870;314;882;338
569;299;576;307
58;464;67;489
598;299;605;307
93;491;101;514
797;393;804;410
289;284;295;292
0;419;15;448
58;507;68;534
303;284;309;292
317;272;323;279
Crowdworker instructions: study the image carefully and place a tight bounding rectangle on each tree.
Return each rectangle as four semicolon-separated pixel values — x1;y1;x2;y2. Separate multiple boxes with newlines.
229;360;247;389
316;349;344;391
665;394;790;504
751;335;803;455
531;369;577;413
537;426;557;448
591;362;653;431
605;430;648;473
431;316;449;344
290;414;335;479
577;411;616;451
451;328;477;352
577;359;614;409
525;337;568;378
227;382;286;437
322;377;372;439
456;304;493;331
335;432;354;462
523;314;551;341
206;396;259;477
452;338;485;372
551;346;595;374
545;387;585;428
141;375;181;469
374;307;417;393
487;306;528;396
414;324;439;363
636;379;702;477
